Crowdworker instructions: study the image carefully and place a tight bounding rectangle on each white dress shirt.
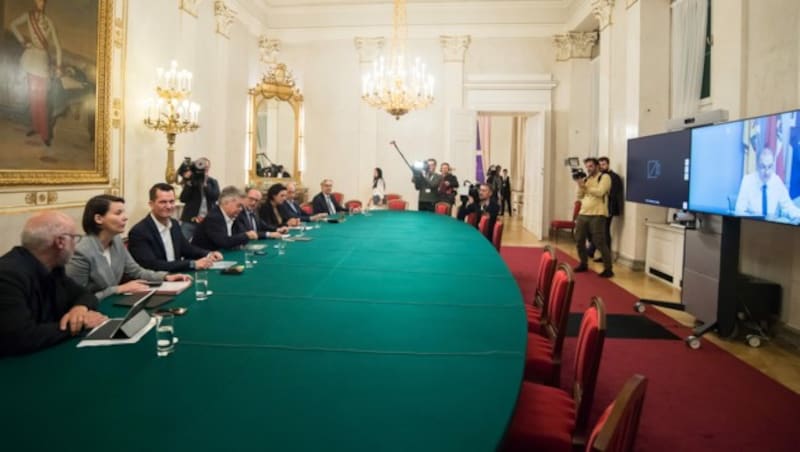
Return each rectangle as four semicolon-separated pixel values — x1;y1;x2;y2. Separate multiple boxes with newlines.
150;214;175;261
735;172;800;221
222;210;236;236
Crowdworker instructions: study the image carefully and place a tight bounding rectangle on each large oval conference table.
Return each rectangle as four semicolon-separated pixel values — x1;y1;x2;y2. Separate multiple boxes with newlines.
0;211;527;452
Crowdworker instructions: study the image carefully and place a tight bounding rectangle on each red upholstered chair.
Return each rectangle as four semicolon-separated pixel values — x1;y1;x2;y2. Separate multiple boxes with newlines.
478;215;490;237
503;297;607;452
492;221;504;252
524;263;575;386
550;200;581;244
300;202;314;216
585;374;648;452
385;193;402;202
464;212;478;228
525;245;558;331
345;199;363;211
332;192;344;206
387;199;408;211
434;202;451;216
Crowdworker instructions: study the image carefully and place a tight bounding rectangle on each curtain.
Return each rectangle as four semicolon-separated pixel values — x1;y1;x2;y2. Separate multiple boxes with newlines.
671;0;709;117
476;114;492;182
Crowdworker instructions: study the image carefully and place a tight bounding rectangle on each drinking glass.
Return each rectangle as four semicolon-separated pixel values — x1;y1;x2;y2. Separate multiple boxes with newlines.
195;270;209;301
278;240;286;256
244;250;254;268
155;312;175;357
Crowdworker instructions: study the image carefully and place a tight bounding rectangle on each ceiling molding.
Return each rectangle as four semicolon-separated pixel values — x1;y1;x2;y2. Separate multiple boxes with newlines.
269;23;564;42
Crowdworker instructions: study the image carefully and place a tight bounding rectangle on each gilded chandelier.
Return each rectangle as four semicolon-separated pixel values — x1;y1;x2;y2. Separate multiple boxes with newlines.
144;61;201;183
361;0;434;119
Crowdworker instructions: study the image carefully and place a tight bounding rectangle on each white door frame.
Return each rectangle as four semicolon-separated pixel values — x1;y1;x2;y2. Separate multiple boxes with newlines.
463;74;557;239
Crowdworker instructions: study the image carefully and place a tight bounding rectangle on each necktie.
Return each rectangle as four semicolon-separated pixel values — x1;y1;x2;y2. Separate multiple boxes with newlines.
762;184;768;217
248;211;257;230
326;195;336;215
288;201;298;214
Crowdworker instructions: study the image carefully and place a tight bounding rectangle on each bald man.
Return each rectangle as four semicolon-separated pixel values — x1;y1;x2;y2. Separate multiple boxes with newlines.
0;211;107;356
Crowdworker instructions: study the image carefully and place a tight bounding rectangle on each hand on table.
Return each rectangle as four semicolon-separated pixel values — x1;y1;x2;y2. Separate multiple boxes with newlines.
166;274;192;282
117;280;150;294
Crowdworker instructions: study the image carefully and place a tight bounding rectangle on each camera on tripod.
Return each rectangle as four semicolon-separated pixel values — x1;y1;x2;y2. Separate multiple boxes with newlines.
177;157;208;184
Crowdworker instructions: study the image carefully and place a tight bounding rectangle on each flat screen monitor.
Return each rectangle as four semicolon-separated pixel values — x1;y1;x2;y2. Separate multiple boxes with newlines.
626;129;691;209
688;110;800;226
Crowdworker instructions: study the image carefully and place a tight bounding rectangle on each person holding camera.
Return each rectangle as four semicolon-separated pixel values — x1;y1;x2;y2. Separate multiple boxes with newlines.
179;157;220;241
574;157;613;278
437;162;459;206
458;183;499;240
415;158;441;212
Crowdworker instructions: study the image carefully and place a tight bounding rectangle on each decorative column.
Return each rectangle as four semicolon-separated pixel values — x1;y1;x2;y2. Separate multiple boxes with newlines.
354;37;386;202
214;0;237;38
440;35;471;165
593;0;614;155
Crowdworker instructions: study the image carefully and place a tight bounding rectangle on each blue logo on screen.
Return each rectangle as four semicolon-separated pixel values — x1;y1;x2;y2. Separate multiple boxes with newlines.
647;160;661;179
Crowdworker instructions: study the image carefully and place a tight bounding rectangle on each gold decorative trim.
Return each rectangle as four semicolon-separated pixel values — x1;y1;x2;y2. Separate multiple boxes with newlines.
113;17;124;48
24;191;59;206
179;0;201;17
111;98;123;128
626;0;638;9
592;0;615;30
0;0;112;186
440;35;471;63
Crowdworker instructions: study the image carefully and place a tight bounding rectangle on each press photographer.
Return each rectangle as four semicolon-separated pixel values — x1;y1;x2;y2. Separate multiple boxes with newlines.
178;157;220;240
573;157;613;278
415;158;441;212
457;183;498;240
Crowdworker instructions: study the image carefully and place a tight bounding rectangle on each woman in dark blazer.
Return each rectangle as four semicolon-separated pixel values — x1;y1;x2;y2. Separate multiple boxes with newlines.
258;183;290;230
66;195;190;300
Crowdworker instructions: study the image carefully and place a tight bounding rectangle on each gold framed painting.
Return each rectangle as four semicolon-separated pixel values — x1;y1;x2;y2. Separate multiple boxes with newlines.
0;0;111;185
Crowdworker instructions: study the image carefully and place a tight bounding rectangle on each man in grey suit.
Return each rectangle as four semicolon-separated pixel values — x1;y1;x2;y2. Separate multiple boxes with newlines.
416;158;441;212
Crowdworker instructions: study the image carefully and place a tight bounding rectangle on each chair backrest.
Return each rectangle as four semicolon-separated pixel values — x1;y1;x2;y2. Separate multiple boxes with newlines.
478;215;490;236
534;245;558;308
345;199;363;211
492;221;504;251
572;200;582;221
332;192;344;206
387;199;407;211
571;297;607;437
464;212;478;227
586;374;648;452
385;193;402;202
542;264;575;359
300;202;314;215
434;202;451;216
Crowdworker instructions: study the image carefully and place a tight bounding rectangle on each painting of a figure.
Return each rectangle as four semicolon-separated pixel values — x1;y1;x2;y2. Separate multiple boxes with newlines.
0;0;109;185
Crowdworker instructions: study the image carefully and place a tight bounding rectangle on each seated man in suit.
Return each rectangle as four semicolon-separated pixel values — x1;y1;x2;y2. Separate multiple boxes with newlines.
192;186;258;250
458;183;499;240
0;211;107;356
281;182;326;225
312;179;347;215
128;183;223;272
241;187;287;239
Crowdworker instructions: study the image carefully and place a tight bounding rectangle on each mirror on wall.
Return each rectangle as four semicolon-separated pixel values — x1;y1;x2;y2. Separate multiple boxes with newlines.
249;63;302;183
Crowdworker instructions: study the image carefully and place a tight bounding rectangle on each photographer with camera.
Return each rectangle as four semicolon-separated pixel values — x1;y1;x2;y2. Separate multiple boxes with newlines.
457;183;499;240
415;158;441;212
178;157;220;241
573;157;613;278
437;162;459;206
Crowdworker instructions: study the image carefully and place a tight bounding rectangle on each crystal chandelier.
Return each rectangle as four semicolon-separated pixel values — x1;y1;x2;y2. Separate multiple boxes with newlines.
361;0;434;119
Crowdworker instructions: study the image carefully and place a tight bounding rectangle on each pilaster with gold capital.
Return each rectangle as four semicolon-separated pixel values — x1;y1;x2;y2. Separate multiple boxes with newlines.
440;35;471;63
354;37;386;64
592;0;615;30
214;0;237;38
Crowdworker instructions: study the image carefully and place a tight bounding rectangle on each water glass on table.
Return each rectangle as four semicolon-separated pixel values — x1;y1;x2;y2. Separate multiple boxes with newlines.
244;249;254;268
278;240;287;256
155;312;175;357
195;270;209;301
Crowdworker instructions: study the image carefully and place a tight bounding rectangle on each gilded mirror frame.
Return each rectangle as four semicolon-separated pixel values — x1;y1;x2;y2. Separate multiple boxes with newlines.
248;63;303;183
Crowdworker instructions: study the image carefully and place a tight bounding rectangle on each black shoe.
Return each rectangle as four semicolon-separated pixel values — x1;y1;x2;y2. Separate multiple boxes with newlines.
573;264;588;273
598;270;614;278
593;257;603;263
26;130;36;137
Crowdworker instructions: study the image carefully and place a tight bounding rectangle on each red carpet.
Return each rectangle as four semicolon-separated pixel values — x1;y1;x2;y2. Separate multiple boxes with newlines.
501;246;800;452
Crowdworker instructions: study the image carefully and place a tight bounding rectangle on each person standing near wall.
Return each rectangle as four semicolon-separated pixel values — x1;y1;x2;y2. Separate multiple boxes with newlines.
500;168;512;216
574;157;613;278
597;156;624;260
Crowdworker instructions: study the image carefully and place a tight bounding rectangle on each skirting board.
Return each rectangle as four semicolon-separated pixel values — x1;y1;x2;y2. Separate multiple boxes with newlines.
617;253;646;272
774;323;800;352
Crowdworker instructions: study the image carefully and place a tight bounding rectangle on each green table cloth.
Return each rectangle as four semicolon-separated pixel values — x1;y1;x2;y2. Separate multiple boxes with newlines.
0;211;526;452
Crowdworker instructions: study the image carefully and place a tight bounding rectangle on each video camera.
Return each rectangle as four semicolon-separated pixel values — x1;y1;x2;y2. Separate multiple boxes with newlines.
571;167;587;180
177;157;208;184
256;162;289;178
411;161;427;190
459;180;480;206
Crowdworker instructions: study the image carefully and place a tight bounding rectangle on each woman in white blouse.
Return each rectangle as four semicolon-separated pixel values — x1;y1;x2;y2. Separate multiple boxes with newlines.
371;167;386;206
66;195;189;300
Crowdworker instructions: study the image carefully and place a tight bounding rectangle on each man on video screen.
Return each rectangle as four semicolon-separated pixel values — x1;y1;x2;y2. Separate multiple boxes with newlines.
735;148;800;224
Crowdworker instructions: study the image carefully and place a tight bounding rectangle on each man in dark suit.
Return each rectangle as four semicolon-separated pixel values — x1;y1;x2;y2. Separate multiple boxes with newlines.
458;184;499;240
500;169;512;216
179;157;220;240
281;182;325;225
0;211;107;356
192;186;258;250
312;179;347;215
241;187;286;239
129;183;223;272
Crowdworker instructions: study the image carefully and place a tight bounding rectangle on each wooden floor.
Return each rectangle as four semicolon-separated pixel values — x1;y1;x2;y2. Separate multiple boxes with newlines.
500;214;800;394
